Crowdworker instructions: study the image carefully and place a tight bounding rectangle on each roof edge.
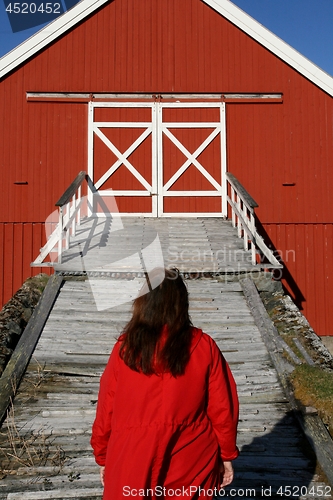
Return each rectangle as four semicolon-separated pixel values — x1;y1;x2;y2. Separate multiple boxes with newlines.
203;0;333;97
0;0;109;79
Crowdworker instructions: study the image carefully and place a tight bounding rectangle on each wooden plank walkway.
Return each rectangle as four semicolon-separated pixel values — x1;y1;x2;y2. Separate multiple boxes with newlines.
54;217;257;274
0;277;331;499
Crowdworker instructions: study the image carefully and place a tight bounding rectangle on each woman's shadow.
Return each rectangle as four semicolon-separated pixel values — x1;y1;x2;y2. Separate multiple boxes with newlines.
216;411;319;499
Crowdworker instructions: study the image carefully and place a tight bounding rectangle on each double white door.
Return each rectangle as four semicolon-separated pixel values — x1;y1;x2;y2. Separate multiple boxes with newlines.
88;100;227;217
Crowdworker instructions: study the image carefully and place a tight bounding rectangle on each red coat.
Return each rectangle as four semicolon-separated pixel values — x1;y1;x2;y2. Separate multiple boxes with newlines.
91;328;239;499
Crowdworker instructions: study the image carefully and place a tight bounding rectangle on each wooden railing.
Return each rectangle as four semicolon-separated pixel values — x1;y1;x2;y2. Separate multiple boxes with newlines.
226;173;282;269
32;171;89;266
32;170;282;269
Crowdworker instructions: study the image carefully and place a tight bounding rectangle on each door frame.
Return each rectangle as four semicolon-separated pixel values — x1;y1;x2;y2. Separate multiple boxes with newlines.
88;99;227;217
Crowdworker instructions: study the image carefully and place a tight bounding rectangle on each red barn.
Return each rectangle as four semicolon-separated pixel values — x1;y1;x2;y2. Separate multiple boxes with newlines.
0;0;333;336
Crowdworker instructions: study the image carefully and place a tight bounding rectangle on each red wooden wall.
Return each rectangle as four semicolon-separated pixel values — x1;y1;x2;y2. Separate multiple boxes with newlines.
0;0;332;335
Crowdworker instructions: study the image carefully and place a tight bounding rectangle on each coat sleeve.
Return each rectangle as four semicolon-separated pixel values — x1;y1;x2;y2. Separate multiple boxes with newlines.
206;337;239;461
90;341;120;466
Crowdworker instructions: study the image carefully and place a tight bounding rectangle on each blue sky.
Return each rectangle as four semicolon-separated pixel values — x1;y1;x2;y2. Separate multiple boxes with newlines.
232;0;333;77
0;0;333;77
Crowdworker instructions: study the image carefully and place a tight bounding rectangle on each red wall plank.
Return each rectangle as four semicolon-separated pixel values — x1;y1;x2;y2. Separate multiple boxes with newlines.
0;223;52;306
263;223;333;336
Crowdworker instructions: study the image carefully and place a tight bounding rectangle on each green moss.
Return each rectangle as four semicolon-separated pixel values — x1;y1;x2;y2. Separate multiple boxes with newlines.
25;274;50;292
291;364;333;400
290;364;333;436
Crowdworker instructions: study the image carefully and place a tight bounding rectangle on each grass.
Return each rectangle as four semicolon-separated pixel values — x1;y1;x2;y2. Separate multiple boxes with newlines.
290;364;333;438
0;359;67;478
0;403;67;475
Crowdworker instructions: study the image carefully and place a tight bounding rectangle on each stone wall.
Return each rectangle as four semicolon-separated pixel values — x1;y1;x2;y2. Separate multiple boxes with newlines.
0;274;49;376
252;272;333;370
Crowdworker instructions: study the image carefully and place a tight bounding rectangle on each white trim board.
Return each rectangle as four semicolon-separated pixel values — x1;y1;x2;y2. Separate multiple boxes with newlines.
205;0;333;96
0;0;109;79
1;0;333;97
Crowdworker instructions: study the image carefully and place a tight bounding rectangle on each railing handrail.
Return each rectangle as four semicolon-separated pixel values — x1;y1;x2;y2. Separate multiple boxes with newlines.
226;173;283;269
55;170;87;207
33;170;282;270
226;172;258;212
32;171;93;267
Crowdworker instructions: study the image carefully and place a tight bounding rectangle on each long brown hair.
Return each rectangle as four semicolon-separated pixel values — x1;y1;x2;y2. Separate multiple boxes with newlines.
119;268;193;376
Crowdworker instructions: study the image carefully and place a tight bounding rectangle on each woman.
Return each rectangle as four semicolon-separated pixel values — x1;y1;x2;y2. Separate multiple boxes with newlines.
91;268;239;499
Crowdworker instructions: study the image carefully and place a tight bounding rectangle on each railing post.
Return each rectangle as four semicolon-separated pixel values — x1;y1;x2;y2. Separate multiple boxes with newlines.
71;194;76;237
58;207;63;264
77;185;82;227
65;202;70;250
236;194;242;239
231;186;236;228
250;213;256;264
243;205;248;251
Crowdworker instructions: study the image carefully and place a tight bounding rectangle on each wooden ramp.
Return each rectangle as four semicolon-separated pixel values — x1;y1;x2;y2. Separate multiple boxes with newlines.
0;277;331;499
54;217;257;275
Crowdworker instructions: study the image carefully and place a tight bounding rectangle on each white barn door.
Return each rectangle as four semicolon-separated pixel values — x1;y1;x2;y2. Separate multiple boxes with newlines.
88;100;227;217
157;101;227;216
88;101;158;216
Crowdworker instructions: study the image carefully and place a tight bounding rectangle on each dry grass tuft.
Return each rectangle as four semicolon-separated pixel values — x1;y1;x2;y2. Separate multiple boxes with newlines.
0;404;67;476
0;362;68;478
290;364;333;438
